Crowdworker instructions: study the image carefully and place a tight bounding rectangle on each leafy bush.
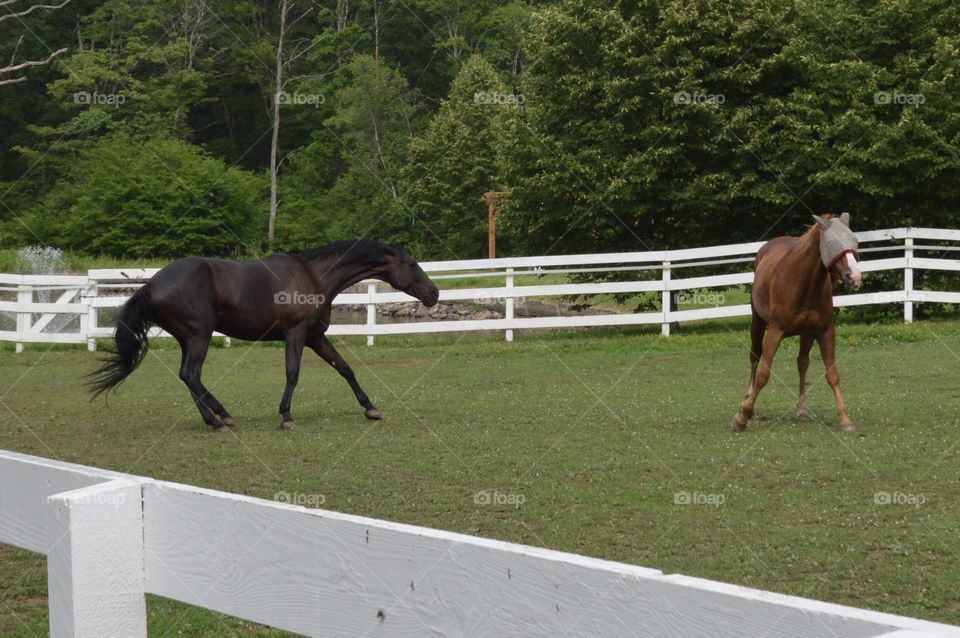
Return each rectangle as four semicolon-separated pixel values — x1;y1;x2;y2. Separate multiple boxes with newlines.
18;136;266;258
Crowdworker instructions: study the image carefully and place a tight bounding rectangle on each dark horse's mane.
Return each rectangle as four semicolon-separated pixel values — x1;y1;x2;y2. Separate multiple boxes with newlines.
288;239;395;265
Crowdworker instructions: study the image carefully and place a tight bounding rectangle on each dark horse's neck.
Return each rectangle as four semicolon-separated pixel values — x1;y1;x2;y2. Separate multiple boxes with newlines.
302;252;390;298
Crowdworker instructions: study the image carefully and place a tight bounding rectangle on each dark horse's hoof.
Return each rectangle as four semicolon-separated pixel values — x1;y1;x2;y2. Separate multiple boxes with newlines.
364;408;382;420
212;425;232;433
222;416;237;430
280;420;296;431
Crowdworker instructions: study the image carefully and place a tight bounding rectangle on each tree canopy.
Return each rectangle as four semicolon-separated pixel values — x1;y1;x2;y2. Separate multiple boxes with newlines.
1;0;957;260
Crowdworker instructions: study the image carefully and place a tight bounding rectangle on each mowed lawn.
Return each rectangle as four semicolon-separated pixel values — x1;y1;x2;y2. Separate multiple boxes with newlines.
1;318;960;636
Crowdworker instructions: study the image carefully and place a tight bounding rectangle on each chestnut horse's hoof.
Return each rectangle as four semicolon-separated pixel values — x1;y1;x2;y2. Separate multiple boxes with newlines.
731;415;747;432
796;411;811;422
840;420;856;432
364;408;382;420
280;420;296;431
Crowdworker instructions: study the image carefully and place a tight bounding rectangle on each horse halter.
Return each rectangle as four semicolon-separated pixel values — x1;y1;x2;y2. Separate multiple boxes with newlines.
818;218;860;270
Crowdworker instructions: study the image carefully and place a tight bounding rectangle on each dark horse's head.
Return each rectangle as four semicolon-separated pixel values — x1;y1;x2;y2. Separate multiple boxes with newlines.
813;213;862;290
379;243;440;306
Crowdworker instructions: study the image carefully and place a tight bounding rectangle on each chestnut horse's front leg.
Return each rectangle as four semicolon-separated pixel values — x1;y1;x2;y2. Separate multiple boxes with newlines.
817;327;855;431
796;334;815;421
733;326;783;431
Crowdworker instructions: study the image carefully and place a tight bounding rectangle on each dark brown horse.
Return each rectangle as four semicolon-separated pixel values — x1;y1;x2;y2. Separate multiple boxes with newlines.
90;239;440;431
732;214;863;432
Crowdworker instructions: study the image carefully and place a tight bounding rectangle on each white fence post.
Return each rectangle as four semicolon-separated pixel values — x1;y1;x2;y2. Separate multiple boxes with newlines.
904;235;914;323
661;260;671;336
505;267;515;342
366;281;377;346
15;283;31;353
46;480;147;638
83;278;97;352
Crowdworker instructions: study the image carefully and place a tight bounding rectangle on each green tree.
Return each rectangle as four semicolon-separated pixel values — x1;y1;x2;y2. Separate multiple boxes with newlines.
277;55;420;247
400;54;519;258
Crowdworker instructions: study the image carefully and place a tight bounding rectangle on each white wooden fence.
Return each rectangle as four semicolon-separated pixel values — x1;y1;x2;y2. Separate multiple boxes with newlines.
2;449;959;637
1;227;958;351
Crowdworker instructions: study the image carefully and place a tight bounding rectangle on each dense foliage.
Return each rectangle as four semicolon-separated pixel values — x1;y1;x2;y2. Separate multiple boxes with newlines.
0;0;957;260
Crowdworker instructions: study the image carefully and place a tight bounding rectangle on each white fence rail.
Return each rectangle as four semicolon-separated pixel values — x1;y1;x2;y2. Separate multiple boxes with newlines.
1;227;958;351
2;449;959;637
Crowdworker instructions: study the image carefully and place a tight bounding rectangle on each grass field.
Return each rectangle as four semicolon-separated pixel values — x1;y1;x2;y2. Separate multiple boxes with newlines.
1;318;960;636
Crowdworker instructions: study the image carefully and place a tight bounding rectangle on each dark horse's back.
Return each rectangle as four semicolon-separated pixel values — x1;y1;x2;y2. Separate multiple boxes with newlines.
147;255;319;342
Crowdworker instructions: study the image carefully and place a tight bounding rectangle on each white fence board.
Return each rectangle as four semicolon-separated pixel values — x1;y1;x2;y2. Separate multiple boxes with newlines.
2;450;960;637
0;451;123;552
2;227;959;349
140;481;949;638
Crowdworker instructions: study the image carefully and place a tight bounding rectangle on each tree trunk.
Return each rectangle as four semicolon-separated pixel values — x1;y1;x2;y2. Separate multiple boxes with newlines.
268;0;289;246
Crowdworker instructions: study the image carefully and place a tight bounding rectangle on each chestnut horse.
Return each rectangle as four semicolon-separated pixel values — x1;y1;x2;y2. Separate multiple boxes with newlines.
732;214;863;432
90;239;440;431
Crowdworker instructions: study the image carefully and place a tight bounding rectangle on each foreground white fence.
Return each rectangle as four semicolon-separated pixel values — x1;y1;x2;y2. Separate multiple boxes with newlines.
2;449;959;638
1;227;958;351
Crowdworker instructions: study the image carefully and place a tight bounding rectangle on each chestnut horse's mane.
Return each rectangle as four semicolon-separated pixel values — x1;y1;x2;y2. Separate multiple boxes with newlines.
799;213;838;246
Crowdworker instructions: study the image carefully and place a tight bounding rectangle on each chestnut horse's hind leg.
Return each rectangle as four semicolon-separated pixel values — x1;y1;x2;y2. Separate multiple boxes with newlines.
744;314;766;399
309;334;381;420
796;334;814;421
733;326;783;431
817;328;855;431
178;335;231;431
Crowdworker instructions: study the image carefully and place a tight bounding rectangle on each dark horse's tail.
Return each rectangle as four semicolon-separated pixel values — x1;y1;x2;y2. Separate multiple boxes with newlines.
88;284;154;398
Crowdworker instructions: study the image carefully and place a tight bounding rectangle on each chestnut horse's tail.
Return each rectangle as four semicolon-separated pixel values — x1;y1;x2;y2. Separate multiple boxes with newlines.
88;284;154;398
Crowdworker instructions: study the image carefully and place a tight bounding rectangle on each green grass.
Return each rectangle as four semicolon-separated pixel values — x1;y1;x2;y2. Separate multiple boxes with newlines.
2;319;960;635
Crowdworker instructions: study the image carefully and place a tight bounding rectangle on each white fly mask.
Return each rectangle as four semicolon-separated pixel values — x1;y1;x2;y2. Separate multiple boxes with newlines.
814;213;860;270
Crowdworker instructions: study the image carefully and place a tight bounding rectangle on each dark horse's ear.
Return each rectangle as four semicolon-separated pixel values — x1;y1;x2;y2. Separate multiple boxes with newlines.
811;214;829;229
839;212;851;227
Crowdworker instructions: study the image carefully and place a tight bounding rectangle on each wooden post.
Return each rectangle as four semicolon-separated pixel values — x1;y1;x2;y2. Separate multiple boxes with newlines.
482;191;510;259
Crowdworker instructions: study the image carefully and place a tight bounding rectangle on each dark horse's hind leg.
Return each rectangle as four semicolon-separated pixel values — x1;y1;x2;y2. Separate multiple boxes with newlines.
278;332;305;430
308;334;381;420
178;335;232;431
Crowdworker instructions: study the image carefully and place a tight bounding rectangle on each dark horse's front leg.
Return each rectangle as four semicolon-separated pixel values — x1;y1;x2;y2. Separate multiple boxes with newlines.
279;331;306;430
308;334;381;420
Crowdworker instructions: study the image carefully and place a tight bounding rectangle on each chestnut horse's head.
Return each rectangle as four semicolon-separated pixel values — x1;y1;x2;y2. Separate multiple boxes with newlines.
813;213;862;290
